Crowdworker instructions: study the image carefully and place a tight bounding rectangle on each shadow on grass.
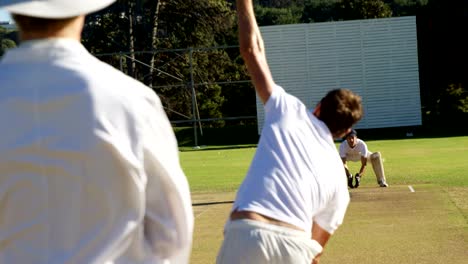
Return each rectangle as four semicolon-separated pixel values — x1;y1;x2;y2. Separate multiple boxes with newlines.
180;144;257;152
193;201;234;207
175;123;468;149
174;125;260;148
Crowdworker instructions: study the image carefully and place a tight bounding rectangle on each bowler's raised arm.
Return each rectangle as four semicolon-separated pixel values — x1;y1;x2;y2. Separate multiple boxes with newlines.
236;0;276;104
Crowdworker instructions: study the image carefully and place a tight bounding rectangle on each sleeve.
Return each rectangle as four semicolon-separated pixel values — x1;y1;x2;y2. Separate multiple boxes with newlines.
313;184;350;234
141;93;194;263
264;85;286;114
264;85;304;122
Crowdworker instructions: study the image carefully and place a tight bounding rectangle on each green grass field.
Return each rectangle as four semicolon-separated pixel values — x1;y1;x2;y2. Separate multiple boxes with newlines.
180;136;468;263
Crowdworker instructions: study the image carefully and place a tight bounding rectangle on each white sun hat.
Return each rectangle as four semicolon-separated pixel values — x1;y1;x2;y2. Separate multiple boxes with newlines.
0;0;117;19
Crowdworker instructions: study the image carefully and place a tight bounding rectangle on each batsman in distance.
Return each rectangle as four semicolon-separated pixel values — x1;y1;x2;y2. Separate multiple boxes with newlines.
339;129;389;188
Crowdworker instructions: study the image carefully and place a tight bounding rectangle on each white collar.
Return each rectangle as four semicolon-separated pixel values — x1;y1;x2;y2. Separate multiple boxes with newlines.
1;38;89;63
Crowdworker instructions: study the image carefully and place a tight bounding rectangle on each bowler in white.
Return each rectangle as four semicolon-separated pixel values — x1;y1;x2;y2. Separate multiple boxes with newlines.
216;1;364;263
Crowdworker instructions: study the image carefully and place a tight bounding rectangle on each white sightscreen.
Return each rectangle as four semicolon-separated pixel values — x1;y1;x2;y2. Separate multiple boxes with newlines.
257;16;421;133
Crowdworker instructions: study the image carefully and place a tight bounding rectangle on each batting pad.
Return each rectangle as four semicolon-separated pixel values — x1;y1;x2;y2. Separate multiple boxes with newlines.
370;152;386;184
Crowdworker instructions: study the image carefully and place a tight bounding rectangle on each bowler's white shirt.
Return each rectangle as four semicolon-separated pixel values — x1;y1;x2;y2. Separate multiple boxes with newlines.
0;39;193;264
233;86;350;234
339;139;370;162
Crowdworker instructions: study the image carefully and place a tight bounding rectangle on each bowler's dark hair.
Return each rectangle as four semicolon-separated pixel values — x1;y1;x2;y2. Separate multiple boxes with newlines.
318;89;363;137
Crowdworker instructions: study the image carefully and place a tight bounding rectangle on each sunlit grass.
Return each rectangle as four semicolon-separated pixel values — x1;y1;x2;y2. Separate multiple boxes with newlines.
180;136;468;192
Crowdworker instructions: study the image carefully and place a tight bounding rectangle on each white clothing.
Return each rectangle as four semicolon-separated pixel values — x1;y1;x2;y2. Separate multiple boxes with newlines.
339;138;370;162
0;39;193;264
232;86;350;234
216;219;323;264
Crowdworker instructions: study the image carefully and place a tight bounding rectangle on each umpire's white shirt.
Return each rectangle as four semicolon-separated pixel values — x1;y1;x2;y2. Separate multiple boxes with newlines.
233;86;350;234
339;139;370;162
0;39;193;264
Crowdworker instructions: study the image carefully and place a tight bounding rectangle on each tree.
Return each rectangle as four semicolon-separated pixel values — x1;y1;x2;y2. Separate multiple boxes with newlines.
148;0;163;88
441;84;468;114
255;5;302;26
0;38;16;57
82;0;251;126
126;1;137;77
0;26;17;57
389;0;428;17
154;0;239;124
300;0;393;22
301;0;340;23
417;0;468;129
356;0;393;19
255;0;306;8
336;0;392;20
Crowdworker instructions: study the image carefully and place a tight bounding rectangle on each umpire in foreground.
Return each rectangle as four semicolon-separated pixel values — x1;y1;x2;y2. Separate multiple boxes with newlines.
216;0;363;263
0;1;193;263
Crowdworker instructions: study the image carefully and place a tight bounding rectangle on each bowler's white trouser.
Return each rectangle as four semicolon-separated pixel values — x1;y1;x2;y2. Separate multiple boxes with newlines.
216;219;322;264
